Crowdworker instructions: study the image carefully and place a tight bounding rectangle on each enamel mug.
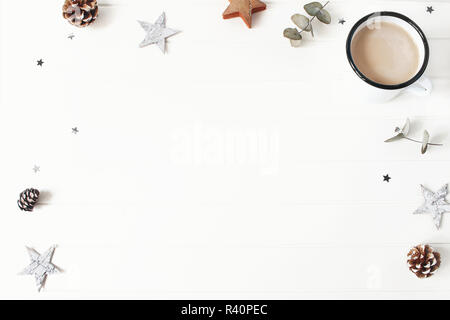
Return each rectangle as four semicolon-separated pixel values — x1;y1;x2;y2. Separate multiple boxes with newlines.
346;11;431;103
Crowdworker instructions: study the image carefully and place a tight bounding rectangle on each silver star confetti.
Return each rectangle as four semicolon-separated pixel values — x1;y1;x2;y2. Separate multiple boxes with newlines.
20;245;61;291
414;184;450;229
33;165;40;173
138;12;180;53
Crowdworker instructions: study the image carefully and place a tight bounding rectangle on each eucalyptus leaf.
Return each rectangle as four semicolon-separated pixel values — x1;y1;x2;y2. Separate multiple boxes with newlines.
283;28;302;40
422;130;430;154
402;118;410;135
384;133;404;143
384;119;442;152
304;2;323;16
316;9;331;24
291;14;312;31
290;39;302;47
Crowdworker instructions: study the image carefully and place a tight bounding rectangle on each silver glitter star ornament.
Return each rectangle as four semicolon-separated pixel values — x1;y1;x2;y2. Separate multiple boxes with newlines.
138;12;180;53
414;184;450;229
20;245;61;291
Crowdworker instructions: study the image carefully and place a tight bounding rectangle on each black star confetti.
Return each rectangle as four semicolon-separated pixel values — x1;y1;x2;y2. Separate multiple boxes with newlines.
72;127;79;134
68;33;75;40
427;6;434;14
383;174;391;182
33;165;40;173
37;59;44;67
338;18;346;25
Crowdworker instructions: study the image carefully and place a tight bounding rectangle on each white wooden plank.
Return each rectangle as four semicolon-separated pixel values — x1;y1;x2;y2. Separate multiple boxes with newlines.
3;243;450;297
2;202;449;246
3;1;450;93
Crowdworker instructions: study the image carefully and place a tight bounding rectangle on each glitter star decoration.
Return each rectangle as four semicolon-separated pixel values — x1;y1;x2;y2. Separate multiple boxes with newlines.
383;174;391;182
37;59;44;67
138;12;180;54
20;246;61;291
33;165;40;173
72;127;79;134
427;6;434;14
338;18;346;25
68;33;75;40
223;0;267;28
414;184;450;229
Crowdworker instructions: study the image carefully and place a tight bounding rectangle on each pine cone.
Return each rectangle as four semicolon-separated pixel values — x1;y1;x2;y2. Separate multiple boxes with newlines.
17;188;40;212
407;244;441;278
62;0;98;27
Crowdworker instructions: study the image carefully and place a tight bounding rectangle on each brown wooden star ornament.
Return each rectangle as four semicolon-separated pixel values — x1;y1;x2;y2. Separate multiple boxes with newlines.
223;0;267;28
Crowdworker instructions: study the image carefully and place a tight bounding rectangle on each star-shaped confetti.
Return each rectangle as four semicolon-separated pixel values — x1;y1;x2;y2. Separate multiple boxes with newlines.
68;33;75;40
20;246;61;291
37;59;44;67
427;6;434;14
414;184;450;229
72;127;79;134
338;18;346;25
223;0;267;28
383;174;391;182
138;12;180;54
33;165;40;173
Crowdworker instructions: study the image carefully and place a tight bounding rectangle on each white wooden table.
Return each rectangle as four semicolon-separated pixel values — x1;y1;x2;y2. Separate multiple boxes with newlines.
1;0;450;299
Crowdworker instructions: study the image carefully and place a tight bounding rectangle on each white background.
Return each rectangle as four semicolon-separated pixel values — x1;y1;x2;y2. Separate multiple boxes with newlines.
1;0;450;299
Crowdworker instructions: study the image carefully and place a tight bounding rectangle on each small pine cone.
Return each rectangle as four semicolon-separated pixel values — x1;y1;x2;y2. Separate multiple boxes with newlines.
17;188;40;212
407;244;441;278
63;0;98;27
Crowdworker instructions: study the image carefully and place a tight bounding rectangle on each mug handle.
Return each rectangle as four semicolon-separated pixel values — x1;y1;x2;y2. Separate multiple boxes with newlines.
404;76;432;97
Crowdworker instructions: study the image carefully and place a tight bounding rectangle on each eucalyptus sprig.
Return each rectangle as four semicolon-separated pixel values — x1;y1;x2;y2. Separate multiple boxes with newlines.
283;1;331;47
384;118;443;154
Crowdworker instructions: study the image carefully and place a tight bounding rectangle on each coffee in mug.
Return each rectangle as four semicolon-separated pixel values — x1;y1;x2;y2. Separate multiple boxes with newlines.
350;21;419;85
346;12;431;102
